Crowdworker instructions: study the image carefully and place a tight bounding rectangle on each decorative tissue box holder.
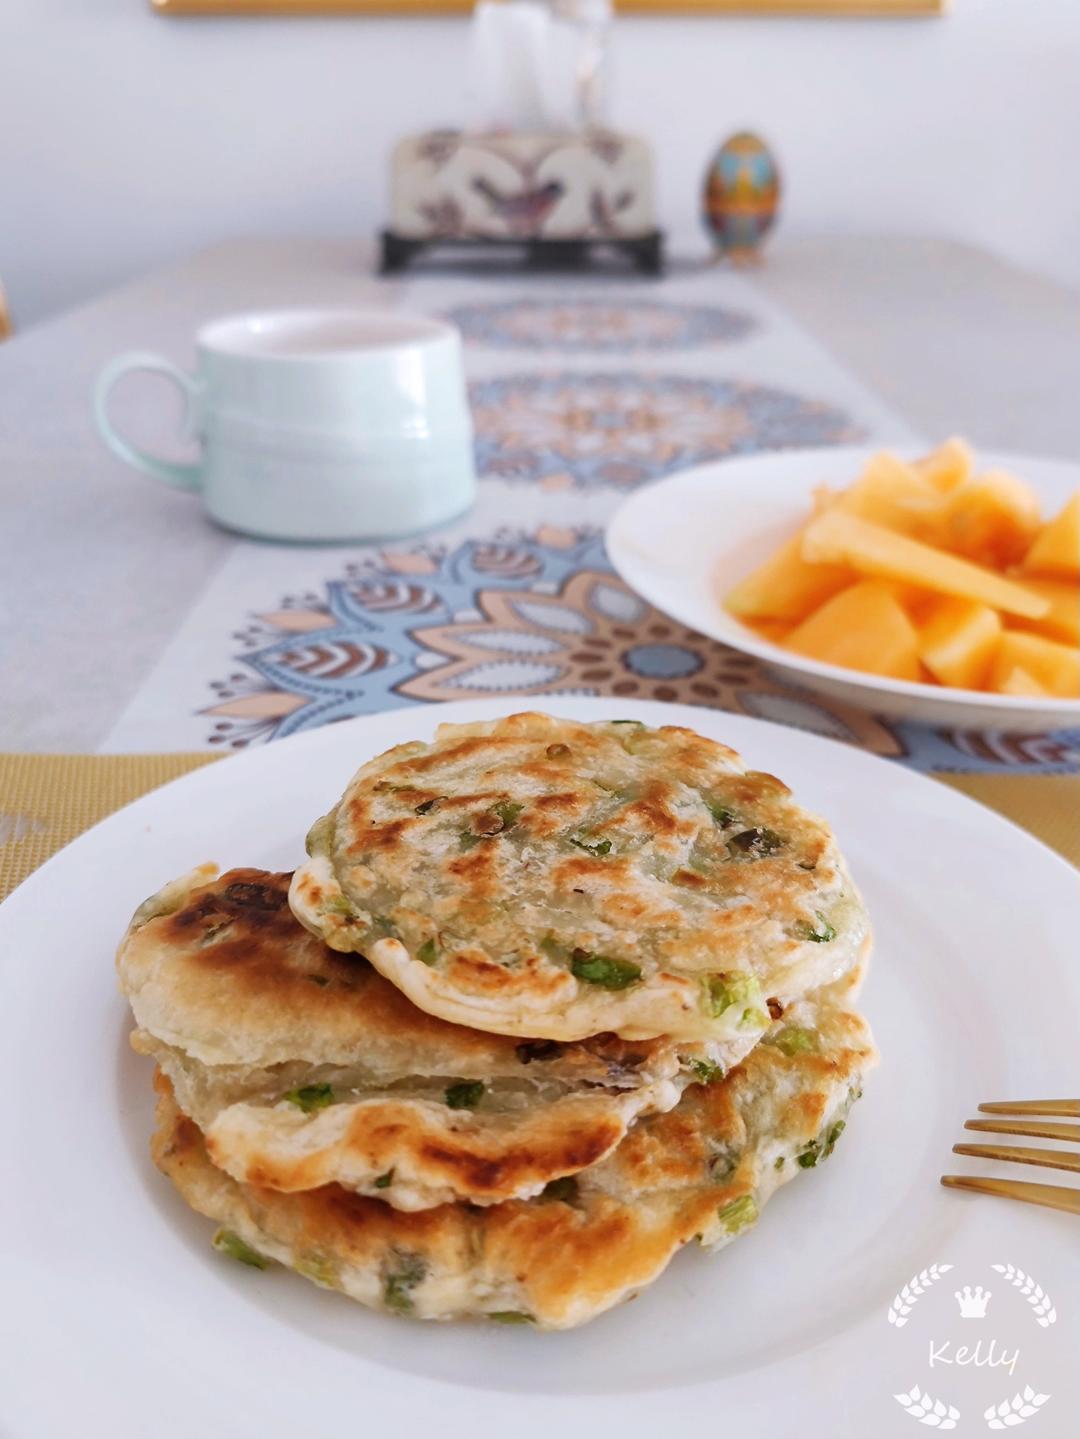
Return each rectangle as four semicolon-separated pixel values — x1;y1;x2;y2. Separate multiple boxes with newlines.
382;130;663;275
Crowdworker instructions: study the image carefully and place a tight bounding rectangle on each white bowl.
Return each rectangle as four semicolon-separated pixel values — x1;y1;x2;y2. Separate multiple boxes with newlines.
605;446;1080;732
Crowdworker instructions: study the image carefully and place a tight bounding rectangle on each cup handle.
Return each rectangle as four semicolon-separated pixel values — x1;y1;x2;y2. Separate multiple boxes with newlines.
93;351;204;492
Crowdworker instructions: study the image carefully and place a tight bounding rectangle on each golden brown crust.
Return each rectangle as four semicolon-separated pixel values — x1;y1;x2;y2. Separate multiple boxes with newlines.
202;1092;640;1205
119;868;676;1078
293;713;870;1042
121;868;700;1209
151;981;877;1329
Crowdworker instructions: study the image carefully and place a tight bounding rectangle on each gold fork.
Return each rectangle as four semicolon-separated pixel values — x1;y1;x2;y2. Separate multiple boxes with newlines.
941;1099;1080;1216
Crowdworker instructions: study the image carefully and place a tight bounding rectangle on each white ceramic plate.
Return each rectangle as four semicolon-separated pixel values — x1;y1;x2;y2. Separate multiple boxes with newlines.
606;447;1080;732
2;698;1078;1439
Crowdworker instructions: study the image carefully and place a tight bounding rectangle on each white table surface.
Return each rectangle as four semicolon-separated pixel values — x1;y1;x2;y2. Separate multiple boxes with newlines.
1;235;1076;752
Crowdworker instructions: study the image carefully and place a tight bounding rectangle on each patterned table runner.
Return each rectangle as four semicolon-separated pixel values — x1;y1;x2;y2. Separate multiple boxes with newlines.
96;269;1079;789
101;270;931;753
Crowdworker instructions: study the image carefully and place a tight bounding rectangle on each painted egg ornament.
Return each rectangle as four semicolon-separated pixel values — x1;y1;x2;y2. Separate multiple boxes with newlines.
703;131;781;263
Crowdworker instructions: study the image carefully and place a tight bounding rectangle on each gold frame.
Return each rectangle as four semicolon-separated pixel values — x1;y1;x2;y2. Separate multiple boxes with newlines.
153;1;945;17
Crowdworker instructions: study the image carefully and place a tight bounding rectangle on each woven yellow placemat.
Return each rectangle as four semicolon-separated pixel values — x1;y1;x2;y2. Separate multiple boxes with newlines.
0;752;1076;903
0;753;221;902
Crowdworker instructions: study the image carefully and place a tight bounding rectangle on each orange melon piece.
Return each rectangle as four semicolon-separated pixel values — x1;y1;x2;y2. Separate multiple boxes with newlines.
1019;492;1080;579
741;617;794;645
828;452;945;542
914;437;975;493
940;469;1041;568
810;483;840;518
988;632;1080;698
801;509;1050;620
723;533;852;623
996;666;1051;698
882;580;937;617
1007;578;1080;646
782;581;921;681
917;597;1002;690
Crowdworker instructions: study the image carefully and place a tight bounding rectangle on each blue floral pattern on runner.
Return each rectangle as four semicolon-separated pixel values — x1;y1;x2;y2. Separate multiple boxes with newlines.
202;527;1080;774
205;530;897;754
470;372;862;490
445;298;757;351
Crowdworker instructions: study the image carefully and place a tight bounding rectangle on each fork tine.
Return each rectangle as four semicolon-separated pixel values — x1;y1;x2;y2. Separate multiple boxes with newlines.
978;1099;1080;1118
964;1117;1080;1143
941;1175;1080;1216
953;1142;1080;1173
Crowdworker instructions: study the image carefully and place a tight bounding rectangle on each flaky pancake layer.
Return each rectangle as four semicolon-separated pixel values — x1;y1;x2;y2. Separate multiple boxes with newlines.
152;975;876;1330
119;868;733;1209
292;712;869;1043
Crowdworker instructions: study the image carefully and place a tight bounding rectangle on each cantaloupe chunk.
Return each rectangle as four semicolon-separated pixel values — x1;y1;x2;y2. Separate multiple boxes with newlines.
782;581;921;681
741;617;794;645
724;533;853;623
1007;579;1080;646
825;452;946;542
940;470;1041;569
996;666;1051;698
989;631;1080;698
917;597;1002;690
914;437;975;493
880;579;937;616
1019;492;1080;579
801;509;1050;620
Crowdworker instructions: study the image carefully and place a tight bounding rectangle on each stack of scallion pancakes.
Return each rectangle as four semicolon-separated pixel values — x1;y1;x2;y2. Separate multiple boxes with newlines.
118;712;878;1331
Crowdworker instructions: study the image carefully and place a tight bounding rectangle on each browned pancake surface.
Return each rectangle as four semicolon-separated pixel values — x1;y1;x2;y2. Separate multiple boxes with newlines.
152;977;876;1329
293;713;869;1042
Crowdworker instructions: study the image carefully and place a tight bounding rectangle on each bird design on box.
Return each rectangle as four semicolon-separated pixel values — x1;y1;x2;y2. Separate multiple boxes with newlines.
472;177;566;235
702;131;780;264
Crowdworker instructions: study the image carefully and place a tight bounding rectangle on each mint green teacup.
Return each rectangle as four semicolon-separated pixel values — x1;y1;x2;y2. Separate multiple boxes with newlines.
94;308;476;542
